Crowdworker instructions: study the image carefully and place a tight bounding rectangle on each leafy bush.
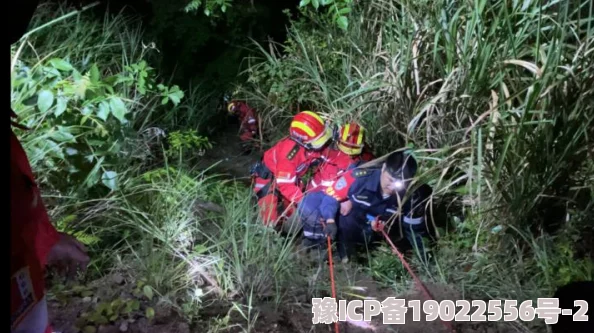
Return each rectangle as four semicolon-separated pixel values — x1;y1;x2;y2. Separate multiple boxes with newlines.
11;3;184;196
241;0;594;307
166;130;213;161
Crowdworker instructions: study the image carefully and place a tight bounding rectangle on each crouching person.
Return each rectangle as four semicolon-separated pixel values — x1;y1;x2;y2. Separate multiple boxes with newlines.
298;150;418;263
401;183;433;262
296;191;338;261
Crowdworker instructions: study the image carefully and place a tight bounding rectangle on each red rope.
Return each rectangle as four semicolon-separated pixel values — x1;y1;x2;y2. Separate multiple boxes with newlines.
327;236;340;333
380;229;455;333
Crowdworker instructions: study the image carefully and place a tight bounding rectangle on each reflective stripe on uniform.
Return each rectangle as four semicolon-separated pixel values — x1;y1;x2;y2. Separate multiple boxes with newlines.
276;176;296;184
351;196;371;206
303;230;326;239
385;208;397;215
403;216;424;225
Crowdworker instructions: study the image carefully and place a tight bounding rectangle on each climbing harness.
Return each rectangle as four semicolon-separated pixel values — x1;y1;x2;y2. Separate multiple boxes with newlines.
380;229;455;333
326;236;340;333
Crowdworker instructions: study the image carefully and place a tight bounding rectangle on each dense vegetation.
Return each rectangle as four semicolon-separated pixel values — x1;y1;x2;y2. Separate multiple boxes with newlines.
10;0;593;332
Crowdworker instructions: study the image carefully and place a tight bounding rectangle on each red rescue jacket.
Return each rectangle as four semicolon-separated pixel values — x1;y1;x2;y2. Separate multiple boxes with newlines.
231;101;258;140
10;122;59;330
307;145;375;192
255;137;322;204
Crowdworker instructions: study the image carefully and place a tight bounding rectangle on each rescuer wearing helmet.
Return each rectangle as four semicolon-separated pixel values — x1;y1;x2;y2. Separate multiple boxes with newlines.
251;111;332;227
305;122;375;192
226;100;259;154
297;150;417;262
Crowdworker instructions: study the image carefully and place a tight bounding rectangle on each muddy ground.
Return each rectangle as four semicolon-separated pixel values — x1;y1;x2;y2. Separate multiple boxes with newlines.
48;266;531;333
193;124;264;182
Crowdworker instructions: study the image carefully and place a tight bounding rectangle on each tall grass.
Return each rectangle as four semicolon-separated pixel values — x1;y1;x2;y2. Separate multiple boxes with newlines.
68;164;301;323
241;0;594;315
10;2;170;196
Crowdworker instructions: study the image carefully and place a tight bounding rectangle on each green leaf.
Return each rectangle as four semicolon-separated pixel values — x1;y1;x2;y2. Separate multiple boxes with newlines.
101;171;118;191
50;128;75;142
95;316;108;325
84;156;103;188
312;0;319;9
81;106;92;116
97;101;110;120
145;307;155;320
338;7;351;15
193;244;208;254
299;0;311;7
37;90;54;113
87;140;104;147
130;300;140;311
49;58;73;71
82;326;97;333
60;214;77;225
161;97;169;105
337;16;348;30
90;64;100;83
46;139;65;160
143;285;154;301
320;0;332;5
221;5;226;13
168;90;184;106
109;97;127;123
55;96;68;116
72;68;83;81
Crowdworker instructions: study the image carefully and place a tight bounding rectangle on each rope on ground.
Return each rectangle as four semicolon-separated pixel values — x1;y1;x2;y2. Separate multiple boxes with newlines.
327;236;340;333
380;229;455;333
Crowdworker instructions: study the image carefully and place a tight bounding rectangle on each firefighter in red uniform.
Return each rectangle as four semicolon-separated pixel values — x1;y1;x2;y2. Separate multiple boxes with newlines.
251;111;332;227
306;122;375;192
227;100;259;153
11;118;90;332
11;3;90;331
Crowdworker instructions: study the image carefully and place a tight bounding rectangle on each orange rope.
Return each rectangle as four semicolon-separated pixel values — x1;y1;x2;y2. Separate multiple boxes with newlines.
380;229;455;333
327;236;340;333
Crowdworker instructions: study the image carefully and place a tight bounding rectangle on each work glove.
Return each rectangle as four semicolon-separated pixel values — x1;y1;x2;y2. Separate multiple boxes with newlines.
324;222;338;240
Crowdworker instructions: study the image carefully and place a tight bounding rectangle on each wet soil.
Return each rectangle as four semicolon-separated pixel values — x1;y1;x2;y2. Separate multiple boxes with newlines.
48;270;526;333
193;125;263;182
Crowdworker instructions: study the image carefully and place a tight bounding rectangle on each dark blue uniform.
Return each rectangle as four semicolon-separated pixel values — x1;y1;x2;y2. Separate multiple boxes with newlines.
400;183;433;259
297;167;407;259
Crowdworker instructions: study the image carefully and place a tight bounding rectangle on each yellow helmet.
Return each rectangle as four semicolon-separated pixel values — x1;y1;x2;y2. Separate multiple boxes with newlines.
337;122;365;155
289;111;332;150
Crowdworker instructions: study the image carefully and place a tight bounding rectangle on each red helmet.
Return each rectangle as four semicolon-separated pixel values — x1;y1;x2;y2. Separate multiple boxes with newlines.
337;122;365;155
289;111;331;150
